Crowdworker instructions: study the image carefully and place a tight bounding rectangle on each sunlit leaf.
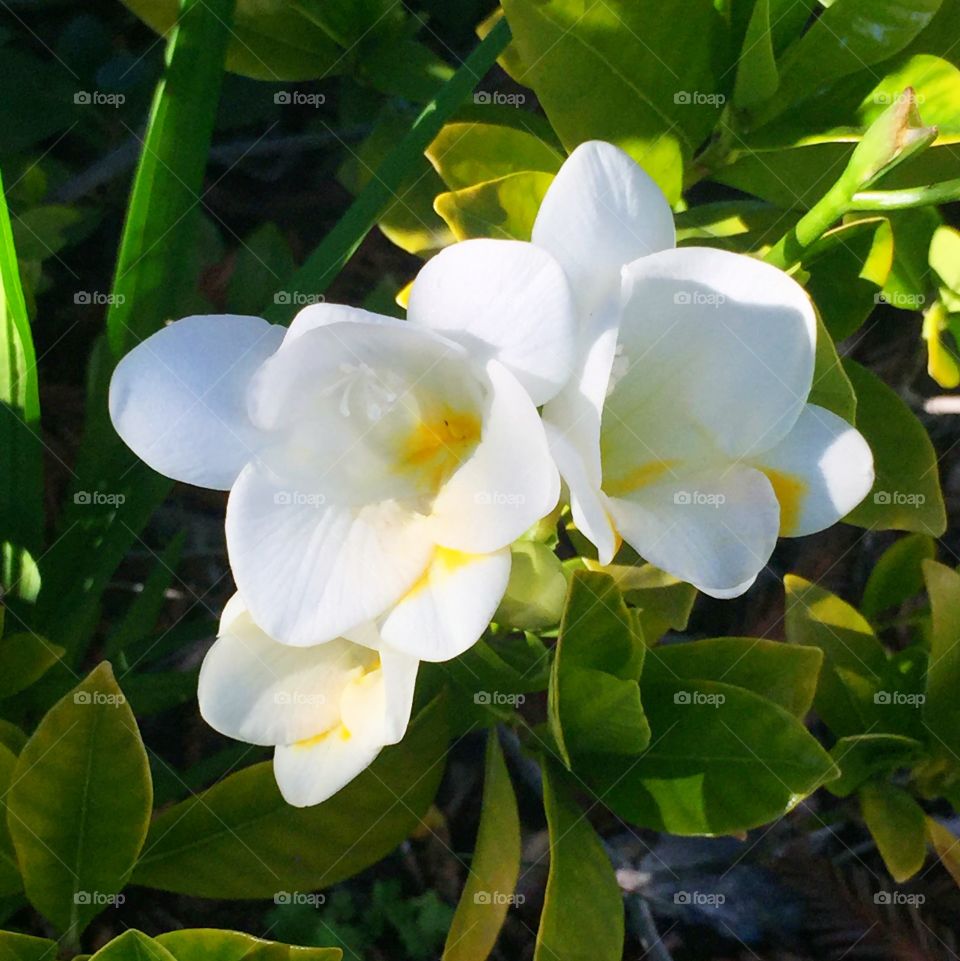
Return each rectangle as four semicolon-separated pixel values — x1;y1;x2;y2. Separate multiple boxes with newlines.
860;782;927;882
922;561;960;761
435;172;554;241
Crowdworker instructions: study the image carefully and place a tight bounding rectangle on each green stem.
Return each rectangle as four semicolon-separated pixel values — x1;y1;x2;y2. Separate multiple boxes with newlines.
264;16;512;322
850;178;960;211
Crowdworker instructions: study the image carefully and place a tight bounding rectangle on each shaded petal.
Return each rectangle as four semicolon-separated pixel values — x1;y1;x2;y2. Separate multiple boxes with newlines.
373;645;420;744
109;315;283;489
606;463;780;598
430;361;560;553
756;404;874;537
616;247;817;459
197;597;378;746
532;140;675;312
226;463;435;646
380;547;511;661
407;239;577;404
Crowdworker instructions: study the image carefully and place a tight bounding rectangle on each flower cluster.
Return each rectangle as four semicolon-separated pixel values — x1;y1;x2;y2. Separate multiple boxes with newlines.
110;141;874;806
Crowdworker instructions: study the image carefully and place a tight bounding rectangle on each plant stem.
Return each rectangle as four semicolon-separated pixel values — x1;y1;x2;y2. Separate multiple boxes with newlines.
850;178;960;210
264;16;512;322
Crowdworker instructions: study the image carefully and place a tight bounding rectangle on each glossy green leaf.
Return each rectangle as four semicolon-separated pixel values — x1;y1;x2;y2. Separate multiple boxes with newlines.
784;574;886;737
549;572;649;765
808;315;857;421
427;122;562;190
496;541;567;631
133;698;448;898
502;0;728;202
156;929;342;961
0;931;58;961
862;534;936;620
0;167;42;604
646;637;823;718
842;359;947;535
90;930;176;961
733;0;778;109
443;734;520;961
586;678;838;835
828;733;925;797
922;561;960;760
435;172;554;242
860;782;927;882
675;200;797;252
0;633;63;698
535;762;623;961
7;663;152;937
226;224;296;317
884;207;941;304
0;744;20;896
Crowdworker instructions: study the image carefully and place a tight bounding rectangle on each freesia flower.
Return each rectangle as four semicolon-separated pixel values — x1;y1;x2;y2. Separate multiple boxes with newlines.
110;240;576;659
537;141;875;597
198;596;417;807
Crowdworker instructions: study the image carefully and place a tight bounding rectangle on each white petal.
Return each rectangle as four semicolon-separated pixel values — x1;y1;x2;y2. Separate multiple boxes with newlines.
532;141;675;313
282;302;404;345
380;547;511;661
109;315;283;489
755;404;874;537
377;645;420;744
606;463;780;599
429;361;560;553
616;247;817;458
198;598;378;746
226;463;435;646
406;239;577;404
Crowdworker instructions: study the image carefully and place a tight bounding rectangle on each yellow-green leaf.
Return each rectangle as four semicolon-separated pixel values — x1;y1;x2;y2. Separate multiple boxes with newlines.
860;782;927;882
435;172;554;242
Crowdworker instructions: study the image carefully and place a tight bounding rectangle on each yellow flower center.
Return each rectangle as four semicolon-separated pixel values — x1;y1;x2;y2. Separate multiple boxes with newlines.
396;408;482;491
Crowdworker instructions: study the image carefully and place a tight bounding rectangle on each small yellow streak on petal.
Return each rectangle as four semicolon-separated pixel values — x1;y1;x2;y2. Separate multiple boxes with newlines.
603;460;676;498
763;468;807;537
293;723;352;749
404;546;482;600
396;409;482;491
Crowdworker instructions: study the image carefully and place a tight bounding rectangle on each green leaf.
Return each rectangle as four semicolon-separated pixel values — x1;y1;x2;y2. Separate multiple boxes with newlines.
90;930;177;961
0;633;63;698
427;122;562;190
585;678;838;835
859;782;927;882
733;0;779;109
922;561;960;761
123;0;345;82
0;167;42;604
6;664;152;937
226;224;296;316
645;637;823;718
133;698;448;898
535;762;623;961
828;733;925;797
443;734;520;961
0;931;58;961
156;929;342;960
435;172;554;242
0;744;21;896
772;0;942;114
842;359;947;535
549;572;649;765
808;315;857;421
784;574;886;736
501;0;728;202
862;533;936;620
496;541;567;631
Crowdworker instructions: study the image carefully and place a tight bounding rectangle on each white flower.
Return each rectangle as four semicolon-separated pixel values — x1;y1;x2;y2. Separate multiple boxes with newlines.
198;596;417;807
536;141;875;598
110;240;577;659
